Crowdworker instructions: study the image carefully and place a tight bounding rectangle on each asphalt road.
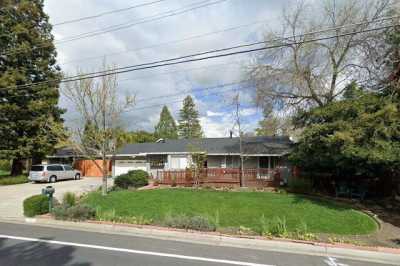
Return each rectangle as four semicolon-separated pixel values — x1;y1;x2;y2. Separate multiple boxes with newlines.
0;222;393;266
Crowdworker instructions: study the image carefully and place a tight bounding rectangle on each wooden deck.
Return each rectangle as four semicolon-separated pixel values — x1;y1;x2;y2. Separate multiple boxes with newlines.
156;168;280;187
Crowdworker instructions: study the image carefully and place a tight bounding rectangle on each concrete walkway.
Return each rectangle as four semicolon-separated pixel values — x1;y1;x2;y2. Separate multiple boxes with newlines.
0;178;111;218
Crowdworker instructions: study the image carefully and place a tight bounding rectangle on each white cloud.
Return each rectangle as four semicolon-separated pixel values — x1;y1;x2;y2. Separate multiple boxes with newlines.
200;116;233;138
206;110;224;117
241;107;258;117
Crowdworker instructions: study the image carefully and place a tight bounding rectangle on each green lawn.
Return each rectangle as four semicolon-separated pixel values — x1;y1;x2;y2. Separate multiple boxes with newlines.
84;189;377;235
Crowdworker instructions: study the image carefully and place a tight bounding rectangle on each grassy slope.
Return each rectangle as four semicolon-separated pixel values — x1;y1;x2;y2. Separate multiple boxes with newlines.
84;189;377;235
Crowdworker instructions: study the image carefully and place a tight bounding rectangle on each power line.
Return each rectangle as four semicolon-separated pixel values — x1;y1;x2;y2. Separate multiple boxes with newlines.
55;0;227;44
2;61;244;100
59;24;399;81
53;0;167;26
61;20;397;82
1;23;396;92
58;16;400;79
3;0;227;57
61;79;251;111
60;19;269;65
116;60;243;83
131;83;253;111
134;80;251;103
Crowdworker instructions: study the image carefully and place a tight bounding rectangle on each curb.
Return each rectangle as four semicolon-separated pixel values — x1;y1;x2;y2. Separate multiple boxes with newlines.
0;217;399;265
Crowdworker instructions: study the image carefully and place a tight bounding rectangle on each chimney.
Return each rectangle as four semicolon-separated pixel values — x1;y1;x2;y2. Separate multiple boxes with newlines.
229;131;233;138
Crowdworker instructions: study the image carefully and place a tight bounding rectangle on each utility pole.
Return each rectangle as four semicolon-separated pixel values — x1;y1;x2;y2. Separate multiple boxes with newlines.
234;93;245;187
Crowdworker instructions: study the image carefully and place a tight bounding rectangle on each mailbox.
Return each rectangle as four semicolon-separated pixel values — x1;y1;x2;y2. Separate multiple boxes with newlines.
42;186;55;197
41;186;55;210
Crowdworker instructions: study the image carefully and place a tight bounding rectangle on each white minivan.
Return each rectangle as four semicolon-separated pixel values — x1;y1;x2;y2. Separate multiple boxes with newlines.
29;164;81;183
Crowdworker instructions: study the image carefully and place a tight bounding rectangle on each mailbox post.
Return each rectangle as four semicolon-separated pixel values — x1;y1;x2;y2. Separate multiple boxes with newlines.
42;186;55;211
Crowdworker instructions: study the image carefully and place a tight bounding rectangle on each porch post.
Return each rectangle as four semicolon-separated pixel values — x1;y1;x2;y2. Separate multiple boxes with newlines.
268;156;271;179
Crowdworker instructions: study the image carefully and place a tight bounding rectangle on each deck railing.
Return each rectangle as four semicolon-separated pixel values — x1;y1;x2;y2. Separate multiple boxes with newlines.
156;168;280;187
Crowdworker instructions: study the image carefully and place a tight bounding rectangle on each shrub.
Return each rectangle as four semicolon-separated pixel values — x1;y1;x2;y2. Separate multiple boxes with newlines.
288;177;313;194
53;204;95;221
0;175;28;185
62;192;77;207
23;194;50;217
95;208;152;224
162;213;216;231
268;217;288;237
258;216;288;237
0;160;11;171
114;170;149;189
292;221;317;241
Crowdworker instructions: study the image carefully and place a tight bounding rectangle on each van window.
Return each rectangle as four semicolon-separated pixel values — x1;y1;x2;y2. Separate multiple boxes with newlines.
63;165;73;171
47;165;63;171
31;166;44;171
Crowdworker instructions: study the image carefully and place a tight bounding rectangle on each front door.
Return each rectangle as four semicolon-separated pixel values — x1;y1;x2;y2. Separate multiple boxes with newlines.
259;157;271;179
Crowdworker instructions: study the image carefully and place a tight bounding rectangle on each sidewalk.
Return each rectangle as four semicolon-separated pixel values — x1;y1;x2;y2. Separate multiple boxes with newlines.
1;216;399;265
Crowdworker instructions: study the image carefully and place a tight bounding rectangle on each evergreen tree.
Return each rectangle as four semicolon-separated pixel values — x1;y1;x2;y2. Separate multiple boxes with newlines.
154;106;178;139
178;96;203;139
290;85;400;194
0;0;63;175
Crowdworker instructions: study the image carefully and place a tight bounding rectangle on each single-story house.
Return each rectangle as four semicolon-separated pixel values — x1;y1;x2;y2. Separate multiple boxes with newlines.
113;136;293;187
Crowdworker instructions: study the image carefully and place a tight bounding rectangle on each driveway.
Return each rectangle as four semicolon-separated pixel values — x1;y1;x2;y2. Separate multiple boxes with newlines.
0;178;112;218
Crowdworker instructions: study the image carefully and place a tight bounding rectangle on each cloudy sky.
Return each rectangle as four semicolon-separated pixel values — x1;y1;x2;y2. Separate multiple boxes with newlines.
44;0;286;137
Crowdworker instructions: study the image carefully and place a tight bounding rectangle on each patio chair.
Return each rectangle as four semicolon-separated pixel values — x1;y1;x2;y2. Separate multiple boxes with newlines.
350;185;368;201
335;182;350;198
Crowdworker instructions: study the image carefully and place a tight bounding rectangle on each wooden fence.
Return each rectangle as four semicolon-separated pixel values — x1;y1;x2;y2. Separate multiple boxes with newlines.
157;168;280;187
74;160;111;177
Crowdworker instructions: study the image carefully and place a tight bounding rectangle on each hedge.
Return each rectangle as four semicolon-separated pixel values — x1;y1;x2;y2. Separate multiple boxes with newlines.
114;170;149;189
23;194;50;217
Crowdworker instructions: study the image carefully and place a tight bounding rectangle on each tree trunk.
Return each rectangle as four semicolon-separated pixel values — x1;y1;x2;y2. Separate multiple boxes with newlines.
26;159;32;174
101;158;108;196
10;159;24;176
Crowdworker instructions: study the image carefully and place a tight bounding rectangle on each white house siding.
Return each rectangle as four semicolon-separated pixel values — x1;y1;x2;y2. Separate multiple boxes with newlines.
113;159;148;177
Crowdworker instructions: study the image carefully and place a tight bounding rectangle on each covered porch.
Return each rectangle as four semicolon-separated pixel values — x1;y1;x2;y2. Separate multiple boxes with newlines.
156;167;282;187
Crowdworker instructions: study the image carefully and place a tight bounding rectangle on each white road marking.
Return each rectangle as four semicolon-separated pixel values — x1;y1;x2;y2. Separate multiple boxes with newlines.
0;234;275;266
324;257;349;266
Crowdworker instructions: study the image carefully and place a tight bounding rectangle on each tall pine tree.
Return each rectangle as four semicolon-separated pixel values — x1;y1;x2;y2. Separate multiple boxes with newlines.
178;96;203;139
0;0;64;175
154;106;178;139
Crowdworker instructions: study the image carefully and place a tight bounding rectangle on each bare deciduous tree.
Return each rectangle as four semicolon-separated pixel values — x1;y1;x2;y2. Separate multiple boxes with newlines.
250;0;391;116
62;65;134;196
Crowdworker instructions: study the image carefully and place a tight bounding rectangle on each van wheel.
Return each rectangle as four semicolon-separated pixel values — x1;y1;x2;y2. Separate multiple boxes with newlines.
75;174;81;180
49;176;57;183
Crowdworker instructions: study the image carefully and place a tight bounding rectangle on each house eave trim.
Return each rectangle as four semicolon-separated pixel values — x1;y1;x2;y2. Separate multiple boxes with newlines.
113;152;288;157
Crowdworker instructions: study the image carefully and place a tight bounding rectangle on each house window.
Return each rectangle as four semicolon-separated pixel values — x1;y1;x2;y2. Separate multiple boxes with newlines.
150;156;166;169
226;156;239;168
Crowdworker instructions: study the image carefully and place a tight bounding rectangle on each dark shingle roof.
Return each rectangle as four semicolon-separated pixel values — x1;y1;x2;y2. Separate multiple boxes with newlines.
117;136;292;156
49;147;78;157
